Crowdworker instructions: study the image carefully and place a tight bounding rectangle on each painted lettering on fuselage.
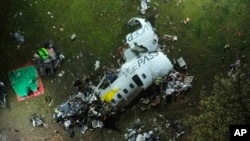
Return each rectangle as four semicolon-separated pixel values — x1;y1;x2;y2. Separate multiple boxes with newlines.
126;24;151;42
122;52;158;77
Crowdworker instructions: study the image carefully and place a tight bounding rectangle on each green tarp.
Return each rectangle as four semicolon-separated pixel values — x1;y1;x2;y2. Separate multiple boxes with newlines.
8;65;38;97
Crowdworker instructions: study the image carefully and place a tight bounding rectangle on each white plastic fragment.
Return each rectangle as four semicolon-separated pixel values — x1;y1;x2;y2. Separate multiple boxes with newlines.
176;57;187;68
80;125;88;134
94;61;100;71
136;134;145;141
173;36;178;41
164;34;178;41
183;17;190;24
140;0;149;14
71;34;76;40
58;71;65;77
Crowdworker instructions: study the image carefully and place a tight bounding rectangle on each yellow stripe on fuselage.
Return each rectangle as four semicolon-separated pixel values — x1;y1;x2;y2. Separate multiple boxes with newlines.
101;88;120;102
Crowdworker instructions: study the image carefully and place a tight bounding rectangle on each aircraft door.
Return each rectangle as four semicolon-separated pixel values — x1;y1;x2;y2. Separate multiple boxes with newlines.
132;71;153;89
132;74;143;87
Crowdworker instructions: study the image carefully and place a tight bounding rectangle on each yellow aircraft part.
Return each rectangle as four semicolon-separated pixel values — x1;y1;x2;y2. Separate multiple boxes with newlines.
101;88;120;102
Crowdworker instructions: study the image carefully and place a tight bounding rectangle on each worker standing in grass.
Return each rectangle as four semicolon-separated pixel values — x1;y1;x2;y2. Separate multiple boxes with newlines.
33;40;65;77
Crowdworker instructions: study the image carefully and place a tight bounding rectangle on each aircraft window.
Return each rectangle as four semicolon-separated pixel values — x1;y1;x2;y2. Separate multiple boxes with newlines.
142;74;146;79
117;94;122;99
111;99;116;104
129;84;134;88
132;75;143;87
123;89;128;94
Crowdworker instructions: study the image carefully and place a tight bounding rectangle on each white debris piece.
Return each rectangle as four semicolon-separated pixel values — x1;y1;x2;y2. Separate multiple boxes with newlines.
58;71;65;77
64;120;71;128
183;76;194;86
164;34;178;41
164;70;194;96
140;0;149;14
71;33;76;40
136;134;145;141
80;125;88;134
165;88;175;95
94;61;100;71
177;57;187;68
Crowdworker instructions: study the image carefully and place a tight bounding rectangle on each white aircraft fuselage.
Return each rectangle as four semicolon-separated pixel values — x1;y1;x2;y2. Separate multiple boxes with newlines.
99;51;173;109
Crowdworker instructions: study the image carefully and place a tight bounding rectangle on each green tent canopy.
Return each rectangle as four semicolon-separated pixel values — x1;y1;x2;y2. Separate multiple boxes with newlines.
8;65;38;97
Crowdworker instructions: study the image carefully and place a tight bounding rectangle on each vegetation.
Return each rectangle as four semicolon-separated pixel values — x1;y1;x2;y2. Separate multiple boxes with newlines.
186;65;250;140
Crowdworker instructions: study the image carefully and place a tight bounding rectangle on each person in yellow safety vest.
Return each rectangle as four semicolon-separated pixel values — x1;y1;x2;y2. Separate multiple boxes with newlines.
37;48;49;60
33;40;64;62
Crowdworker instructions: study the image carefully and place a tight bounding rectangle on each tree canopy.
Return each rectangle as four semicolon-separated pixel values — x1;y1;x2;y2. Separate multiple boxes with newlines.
186;65;250;141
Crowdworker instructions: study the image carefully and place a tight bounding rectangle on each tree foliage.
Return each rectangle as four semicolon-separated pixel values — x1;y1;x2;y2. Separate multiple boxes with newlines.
186;65;250;141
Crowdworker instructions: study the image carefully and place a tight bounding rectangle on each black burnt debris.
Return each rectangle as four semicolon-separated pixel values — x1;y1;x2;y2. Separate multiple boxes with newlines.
30;113;47;127
124;119;161;141
53;81;117;137
51;66;193;138
0;81;7;108
123;118;186;141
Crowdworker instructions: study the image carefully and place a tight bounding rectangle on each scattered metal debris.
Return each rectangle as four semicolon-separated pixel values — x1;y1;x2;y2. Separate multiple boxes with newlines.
177;0;184;6
58;70;65;77
71;34;76;41
176;57;187;69
183;17;190;24
30;113;47;127
140;0;150;14
124;119;161;141
51;16;194;139
163;34;178;41
168;119;186;138
94;61;100;71
0;81;7;108
13;31;24;44
228;58;241;81
164;70;193;99
223;44;230;52
53;86;116;137
137;68;193;108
